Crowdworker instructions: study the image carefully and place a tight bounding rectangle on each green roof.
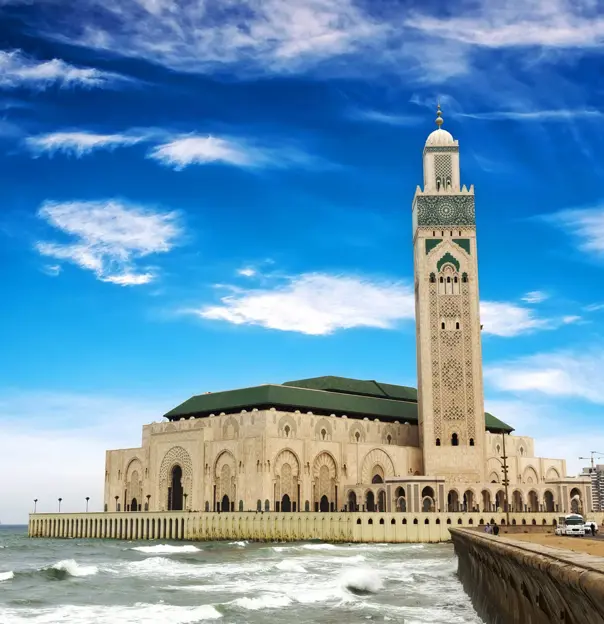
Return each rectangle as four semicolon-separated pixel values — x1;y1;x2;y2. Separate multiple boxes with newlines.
163;375;513;433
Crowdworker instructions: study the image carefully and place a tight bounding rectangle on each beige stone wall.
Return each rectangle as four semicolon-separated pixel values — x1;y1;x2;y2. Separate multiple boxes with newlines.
31;510;593;543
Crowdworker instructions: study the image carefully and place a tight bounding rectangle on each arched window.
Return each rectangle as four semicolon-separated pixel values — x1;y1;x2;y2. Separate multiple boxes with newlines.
454;276;458;283
439;276;444;283
432;231;435;236
455;322;460;330
469;438;474;446
436;438;441;446
462;274;468;283
446;276;451;283
321;428;326;440
441;322;445;330
451;433;459;446
355;431;360;442
450;231;453;236
386;434;392;445
429;273;436;283
284;425;290;437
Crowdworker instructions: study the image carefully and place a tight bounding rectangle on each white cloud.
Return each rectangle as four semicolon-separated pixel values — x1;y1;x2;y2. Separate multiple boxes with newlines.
562;315;582;324
0;49;123;89
485;350;604;404
405;0;604;49
190;272;551;337
585;303;604;312
237;267;257;278
36;199;182;286
350;109;419;126
194;273;415;336
0;390;177;524
479;301;549;337
460;109;604;122
521;290;548;304
147;134;325;170
40;264;61;277
548;206;604;257
26;131;143;157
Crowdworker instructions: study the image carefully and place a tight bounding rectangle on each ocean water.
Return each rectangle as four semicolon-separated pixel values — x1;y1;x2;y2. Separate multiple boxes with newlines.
0;525;483;623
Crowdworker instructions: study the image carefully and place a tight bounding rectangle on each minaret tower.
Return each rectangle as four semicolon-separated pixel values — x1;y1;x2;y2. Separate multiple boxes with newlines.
412;105;485;483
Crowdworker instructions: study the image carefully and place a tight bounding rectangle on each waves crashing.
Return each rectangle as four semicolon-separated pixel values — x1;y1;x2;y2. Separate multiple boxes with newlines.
131;544;201;554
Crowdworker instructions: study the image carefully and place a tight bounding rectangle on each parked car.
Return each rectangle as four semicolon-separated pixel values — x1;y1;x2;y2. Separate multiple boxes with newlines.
555;514;585;536
584;521;599;535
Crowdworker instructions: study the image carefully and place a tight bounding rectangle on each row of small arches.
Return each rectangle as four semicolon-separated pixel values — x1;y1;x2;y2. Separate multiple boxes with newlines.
435;433;474;446
430;274;468;283
356;517;556;526
432;230;462;237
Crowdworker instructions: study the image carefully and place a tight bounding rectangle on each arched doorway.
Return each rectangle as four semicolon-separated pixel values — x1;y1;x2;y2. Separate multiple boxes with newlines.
463;490;474;512
131;498;138;512
422;486;435;512
221;494;230;512
528;490;539;512
495;489;505;511
544;490;555;512
377;490;386;512
570;488;582;514
348;491;357;512
281;494;291;512
447;490;459;512
366;491;375;512
320;495;329;512
169;465;183;510
395;487;406;512
512;490;523;512
482;490;492;512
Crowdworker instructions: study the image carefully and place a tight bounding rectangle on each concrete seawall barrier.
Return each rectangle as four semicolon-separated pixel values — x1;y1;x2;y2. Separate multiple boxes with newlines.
450;528;604;624
29;511;565;543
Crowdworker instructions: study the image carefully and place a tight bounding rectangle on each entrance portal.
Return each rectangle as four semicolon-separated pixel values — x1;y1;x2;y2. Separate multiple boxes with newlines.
281;494;292;512
320;495;329;512
131;498;138;512
221;495;230;512
169;465;183;511
366;491;375;512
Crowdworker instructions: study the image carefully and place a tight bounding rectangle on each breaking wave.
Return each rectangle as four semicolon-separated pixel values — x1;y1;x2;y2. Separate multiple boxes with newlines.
232;594;293;610
131;544;201;554
228;541;248;547
340;568;383;595
275;559;306;573
0;571;14;581
45;560;98;579
0;603;222;622
302;543;337;551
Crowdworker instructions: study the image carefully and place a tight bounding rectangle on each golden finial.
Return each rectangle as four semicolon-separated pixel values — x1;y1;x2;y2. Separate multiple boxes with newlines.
435;100;443;128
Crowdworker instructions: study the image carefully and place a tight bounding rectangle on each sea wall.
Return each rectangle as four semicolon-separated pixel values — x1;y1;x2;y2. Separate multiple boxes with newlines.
30;511;562;543
450;527;604;624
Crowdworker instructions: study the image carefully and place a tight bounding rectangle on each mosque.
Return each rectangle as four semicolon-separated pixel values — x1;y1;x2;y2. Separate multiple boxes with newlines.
98;107;590;523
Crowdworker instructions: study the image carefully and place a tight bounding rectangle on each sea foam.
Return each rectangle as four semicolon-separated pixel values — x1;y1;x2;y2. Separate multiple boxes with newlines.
232;594;293;610
132;544;201;554
301;543;337;551
0;571;14;581
340;568;383;595
275;559;306;573
0;603;222;623
51;560;98;577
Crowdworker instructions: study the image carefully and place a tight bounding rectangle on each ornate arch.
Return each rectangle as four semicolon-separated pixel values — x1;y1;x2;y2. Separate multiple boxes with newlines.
381;424;396;445
349;423;366;443
215;450;236;507
159;446;193;511
125;458;143;509
313;451;338;509
523;465;539;485
314;418;333;441
313;451;338;480
277;414;297;439
222;416;239;440
274;448;300;501
545;467;561;481
361;448;395;484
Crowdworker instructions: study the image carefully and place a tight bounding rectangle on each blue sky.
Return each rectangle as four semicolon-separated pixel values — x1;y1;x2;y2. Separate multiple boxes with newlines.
1;0;604;522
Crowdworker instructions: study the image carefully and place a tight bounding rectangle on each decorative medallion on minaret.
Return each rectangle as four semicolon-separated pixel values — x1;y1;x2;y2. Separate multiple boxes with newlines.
412;105;485;483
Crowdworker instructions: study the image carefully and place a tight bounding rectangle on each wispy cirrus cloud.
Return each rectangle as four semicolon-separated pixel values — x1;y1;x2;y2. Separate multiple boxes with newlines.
459;109;604;121
36;199;182;286
25;131;143;157
0;49;124;89
188;271;553;337
485;349;604;405
148;134;328;171
522;291;548;304
349;109;419;126
547;206;604;257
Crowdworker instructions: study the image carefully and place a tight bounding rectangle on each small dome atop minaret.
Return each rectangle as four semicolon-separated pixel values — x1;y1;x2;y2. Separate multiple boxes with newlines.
425;103;455;146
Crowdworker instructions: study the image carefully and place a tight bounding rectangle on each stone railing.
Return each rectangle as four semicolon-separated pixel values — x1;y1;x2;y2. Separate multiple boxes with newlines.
450;527;604;624
29;511;564;543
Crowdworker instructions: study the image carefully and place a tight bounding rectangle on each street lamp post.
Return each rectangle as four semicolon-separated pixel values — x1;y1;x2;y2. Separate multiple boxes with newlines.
501;432;510;527
33;499;38;513
183;493;188;511
114;495;119;512
58;498;62;513
86;497;90;513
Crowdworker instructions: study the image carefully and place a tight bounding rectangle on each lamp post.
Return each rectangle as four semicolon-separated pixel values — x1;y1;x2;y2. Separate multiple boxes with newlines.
58;498;62;513
146;494;151;512
501;432;510;527
183;493;188;511
33;499;38;513
86;497;90;513
114;495;119;512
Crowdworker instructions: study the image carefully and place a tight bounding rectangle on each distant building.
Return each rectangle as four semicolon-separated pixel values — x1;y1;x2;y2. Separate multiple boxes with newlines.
581;465;604;511
102;106;591;520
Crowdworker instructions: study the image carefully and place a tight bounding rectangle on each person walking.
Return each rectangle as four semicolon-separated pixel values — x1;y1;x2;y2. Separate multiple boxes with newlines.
485;523;492;534
591;522;596;537
492;524;499;536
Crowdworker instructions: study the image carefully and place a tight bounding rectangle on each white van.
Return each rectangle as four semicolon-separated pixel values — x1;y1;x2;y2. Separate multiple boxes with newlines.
555;514;585;536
